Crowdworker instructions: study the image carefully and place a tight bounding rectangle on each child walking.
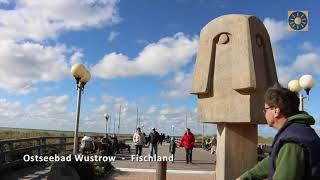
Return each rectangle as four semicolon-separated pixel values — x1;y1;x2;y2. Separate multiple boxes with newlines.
169;137;177;163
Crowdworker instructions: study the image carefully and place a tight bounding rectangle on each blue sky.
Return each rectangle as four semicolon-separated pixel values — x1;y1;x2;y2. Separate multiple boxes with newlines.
0;0;319;137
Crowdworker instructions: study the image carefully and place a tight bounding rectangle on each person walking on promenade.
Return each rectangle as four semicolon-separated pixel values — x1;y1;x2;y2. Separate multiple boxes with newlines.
210;136;217;154
159;133;164;145
169;137;177;163
133;127;145;156
179;128;195;164
237;84;320;180
149;128;160;157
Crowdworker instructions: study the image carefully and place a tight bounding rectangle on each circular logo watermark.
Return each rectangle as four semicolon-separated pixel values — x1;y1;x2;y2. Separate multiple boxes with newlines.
288;11;308;31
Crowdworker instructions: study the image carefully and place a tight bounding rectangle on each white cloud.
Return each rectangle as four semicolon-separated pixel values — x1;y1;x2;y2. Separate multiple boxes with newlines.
263;18;292;62
102;95;128;108
0;0;123;94
88;97;96;103
161;71;193;99
261;18;320;86
0;0;121;41
277;52;320;84
299;42;320;53
0;1;121;94
136;39;149;45
0;0;10;4
26;95;71;116
263;18;290;43
107;31;119;41
70;51;84;65
146;105;157;114
83;94;212;135
0;98;21;120
292;53;320;74
141;104;215;135
0;96;75;130
91;32;198;78
0;94;215;135
0;40;70;94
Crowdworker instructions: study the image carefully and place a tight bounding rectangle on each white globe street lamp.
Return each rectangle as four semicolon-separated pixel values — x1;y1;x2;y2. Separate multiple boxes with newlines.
71;63;91;154
71;64;86;81
299;75;315;99
288;80;302;93
104;113;110;136
288;74;315;111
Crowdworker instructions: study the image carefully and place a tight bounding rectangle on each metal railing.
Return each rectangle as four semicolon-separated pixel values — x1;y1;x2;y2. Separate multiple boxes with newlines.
0;136;79;171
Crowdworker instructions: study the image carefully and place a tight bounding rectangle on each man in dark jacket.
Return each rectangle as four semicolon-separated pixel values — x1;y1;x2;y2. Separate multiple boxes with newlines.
149;128;160;157
237;84;320;180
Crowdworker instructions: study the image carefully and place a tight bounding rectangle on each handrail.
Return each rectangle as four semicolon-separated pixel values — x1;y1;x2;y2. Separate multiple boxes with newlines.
0;135;129;162
0;136;91;170
0;136;74;144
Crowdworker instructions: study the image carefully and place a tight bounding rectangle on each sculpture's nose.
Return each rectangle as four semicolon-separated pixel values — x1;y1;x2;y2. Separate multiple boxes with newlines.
230;35;257;94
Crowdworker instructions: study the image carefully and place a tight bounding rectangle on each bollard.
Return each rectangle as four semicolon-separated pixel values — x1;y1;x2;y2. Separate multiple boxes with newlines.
41;138;46;154
37;139;41;155
6;142;14;162
0;142;5;165
156;161;167;180
59;137;66;151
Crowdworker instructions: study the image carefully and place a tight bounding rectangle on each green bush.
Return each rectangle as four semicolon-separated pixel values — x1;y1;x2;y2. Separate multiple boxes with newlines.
54;151;114;179
92;150;114;177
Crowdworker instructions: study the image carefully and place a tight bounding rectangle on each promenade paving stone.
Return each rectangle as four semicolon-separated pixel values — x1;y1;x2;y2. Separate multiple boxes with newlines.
109;143;216;180
109;171;215;180
4;143;216;180
113;143;215;170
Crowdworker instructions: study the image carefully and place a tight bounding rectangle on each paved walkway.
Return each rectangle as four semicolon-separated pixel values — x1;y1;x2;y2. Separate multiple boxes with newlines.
4;143;215;180
113;143;215;170
109;143;216;180
109;170;215;180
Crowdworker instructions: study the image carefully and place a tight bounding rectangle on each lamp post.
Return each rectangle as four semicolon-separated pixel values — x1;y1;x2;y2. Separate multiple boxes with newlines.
136;106;139;129
288;74;315;111
118;105;121;135
108;115;111;134
171;125;175;138
202;123;205;148
185;113;188;129
113;113;116;137
71;64;91;154
104;113;110;136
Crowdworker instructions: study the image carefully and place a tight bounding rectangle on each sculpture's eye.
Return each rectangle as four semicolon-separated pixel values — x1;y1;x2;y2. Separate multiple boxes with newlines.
217;33;229;44
256;35;263;47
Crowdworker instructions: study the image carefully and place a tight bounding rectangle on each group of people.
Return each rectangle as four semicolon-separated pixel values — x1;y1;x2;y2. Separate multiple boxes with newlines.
168;128;196;164
133;127;196;164
132;127;161;157
80;135;131;156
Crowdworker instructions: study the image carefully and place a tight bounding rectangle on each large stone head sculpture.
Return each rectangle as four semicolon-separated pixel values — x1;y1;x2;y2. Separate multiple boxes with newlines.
192;14;278;124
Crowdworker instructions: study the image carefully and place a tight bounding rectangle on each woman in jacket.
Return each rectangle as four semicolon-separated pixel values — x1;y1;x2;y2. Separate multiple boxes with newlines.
133;127;145;156
179;128;195;164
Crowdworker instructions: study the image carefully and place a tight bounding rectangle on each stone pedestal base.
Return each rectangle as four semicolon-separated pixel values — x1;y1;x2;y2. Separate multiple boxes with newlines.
156;161;167;180
216;123;257;180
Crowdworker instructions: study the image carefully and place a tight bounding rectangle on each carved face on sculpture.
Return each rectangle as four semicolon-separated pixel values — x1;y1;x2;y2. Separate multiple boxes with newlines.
192;15;278;123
